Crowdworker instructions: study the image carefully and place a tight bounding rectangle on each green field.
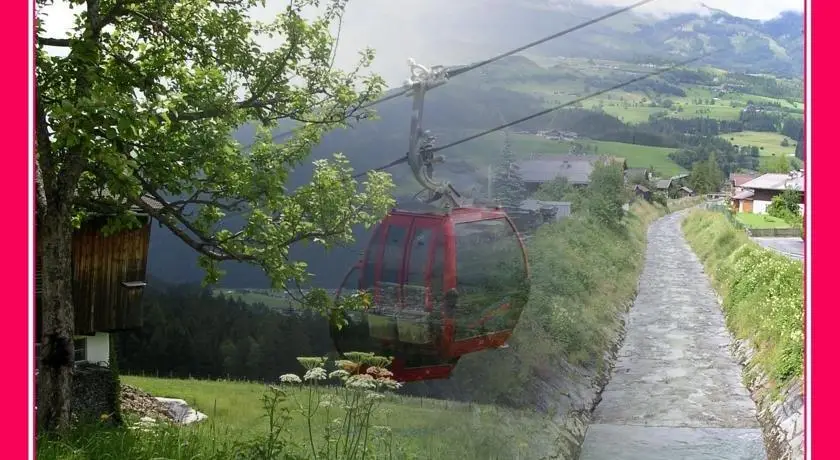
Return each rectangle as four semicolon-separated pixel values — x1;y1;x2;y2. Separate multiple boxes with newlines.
721;131;798;158
735;213;793;229
120;376;558;459
214;289;300;311
445;131;685;177
587;140;685;176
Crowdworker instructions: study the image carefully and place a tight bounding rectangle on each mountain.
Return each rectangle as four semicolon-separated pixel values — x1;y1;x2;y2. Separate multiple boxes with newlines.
361;0;803;80
143;3;804;291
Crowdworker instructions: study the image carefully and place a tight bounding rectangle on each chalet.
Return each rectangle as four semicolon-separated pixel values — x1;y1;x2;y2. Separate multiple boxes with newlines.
654;178;673;192
625;168;652;183
677;186;695;198
670;173;690;187
634;184;651;201
729;172;759;194
731;171;804;214
517;155;627;193
36;197;156;369
518;199;572;222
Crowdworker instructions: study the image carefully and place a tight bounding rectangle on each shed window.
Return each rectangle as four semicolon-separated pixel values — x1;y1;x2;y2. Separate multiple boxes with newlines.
74;338;87;363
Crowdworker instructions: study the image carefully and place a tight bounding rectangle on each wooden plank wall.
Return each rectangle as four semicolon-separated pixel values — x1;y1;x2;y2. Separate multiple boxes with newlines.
35;217;152;338
72;218;151;335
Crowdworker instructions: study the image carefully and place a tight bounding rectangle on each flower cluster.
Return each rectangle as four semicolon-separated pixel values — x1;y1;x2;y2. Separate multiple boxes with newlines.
279;355;402;392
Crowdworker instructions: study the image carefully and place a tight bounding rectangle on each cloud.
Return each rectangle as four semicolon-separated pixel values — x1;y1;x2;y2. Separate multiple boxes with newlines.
40;0;804;85
589;0;802;20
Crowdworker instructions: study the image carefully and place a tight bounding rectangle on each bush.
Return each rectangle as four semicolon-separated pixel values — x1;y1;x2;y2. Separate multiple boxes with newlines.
767;188;802;224
682;211;804;386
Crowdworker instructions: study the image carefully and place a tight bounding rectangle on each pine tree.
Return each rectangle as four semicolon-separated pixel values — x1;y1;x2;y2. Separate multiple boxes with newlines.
491;133;528;207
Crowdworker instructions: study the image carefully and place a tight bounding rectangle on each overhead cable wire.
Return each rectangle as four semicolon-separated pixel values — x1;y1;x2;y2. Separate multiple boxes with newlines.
445;0;656;78
353;52;713;178
428;53;712;154
249;0;658;148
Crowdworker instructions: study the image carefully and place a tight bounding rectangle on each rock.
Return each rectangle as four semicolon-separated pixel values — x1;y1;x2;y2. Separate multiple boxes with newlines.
155;397;208;425
120;384;172;422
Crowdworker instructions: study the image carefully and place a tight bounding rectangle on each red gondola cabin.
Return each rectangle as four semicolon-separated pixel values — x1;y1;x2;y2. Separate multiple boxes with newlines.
332;206;531;382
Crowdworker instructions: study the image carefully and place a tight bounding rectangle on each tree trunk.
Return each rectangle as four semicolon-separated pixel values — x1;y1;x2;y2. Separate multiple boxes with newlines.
37;207;76;432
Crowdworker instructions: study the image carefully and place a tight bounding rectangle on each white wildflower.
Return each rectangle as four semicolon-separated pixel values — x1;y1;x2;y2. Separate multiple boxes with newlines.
345;374;377;390
377;378;402;390
304;367;328;381
329;369;350;380
279;374;302;384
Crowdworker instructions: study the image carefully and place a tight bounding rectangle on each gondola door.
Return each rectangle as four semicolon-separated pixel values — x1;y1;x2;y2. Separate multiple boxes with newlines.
389;216;460;381
448;216;529;356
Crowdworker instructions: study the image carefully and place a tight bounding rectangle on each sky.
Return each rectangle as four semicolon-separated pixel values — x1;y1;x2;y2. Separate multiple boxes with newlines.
39;0;804;84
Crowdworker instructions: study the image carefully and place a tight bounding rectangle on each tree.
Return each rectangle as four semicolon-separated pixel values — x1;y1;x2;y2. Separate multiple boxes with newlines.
36;0;393;431
584;161;626;230
767;188;803;222
491;133;527;207
689;152;724;195
762;155;792;173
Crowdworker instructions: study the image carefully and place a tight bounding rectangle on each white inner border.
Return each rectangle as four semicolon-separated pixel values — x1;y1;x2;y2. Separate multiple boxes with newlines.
28;0;35;456
28;0;35;454
25;3;812;459
804;0;812;457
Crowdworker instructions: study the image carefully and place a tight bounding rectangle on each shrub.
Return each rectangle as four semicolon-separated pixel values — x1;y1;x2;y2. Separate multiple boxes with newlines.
682;210;804;386
767;188;802;224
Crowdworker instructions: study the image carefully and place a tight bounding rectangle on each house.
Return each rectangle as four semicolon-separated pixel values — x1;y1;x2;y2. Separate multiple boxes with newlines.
670;173;690;188
517;155;627;193
36;198;155;369
518;199;572;222
728;172;759;194
625;168;652;183
731;171;804;214
677;186;695;198
633;184;651;201
518;159;592;193
654;178;673;192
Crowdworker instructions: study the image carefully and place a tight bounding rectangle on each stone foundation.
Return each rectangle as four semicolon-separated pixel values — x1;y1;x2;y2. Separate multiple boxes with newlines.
71;362;121;425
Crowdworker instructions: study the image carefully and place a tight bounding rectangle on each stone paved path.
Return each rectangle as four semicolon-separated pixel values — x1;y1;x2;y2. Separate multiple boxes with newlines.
579;212;767;460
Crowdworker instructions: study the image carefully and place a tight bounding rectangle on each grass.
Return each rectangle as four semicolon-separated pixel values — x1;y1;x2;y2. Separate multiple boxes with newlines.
735;213;793;229
443;200;669;406
125;376;555;458
39;374;558;460
720;131;797;158
444;131;685;177
682;210;803;389
38;199;680;460
587;140;685;176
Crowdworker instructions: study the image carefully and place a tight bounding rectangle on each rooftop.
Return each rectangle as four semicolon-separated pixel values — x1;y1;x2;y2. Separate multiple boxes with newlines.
741;172;804;192
732;189;755;200
730;173;759;187
655;179;672;189
517;159;594;185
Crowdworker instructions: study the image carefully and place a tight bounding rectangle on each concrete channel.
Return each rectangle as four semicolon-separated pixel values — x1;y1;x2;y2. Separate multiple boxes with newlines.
579;212;767;460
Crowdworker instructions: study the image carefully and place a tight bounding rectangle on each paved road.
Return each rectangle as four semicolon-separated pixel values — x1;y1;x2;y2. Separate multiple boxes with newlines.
579;212;766;460
752;237;804;260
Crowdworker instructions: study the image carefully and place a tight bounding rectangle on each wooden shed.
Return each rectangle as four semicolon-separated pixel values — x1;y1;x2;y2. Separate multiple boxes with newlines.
36;213;152;338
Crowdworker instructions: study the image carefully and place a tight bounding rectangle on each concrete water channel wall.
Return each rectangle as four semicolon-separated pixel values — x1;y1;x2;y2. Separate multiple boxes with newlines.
563;211;800;460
